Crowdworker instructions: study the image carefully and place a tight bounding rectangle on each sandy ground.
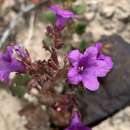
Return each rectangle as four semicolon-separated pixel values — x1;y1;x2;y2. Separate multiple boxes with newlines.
84;0;130;42
94;107;130;130
0;89;27;130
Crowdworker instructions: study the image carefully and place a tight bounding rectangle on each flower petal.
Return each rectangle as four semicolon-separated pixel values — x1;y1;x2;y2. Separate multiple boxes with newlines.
56;15;68;29
0;45;26;84
95;42;102;51
68;50;82;66
93;55;113;77
82;74;99;91
71;112;81;125
3;46;14;61
65;125;91;130
65;112;91;130
49;5;74;18
84;46;98;57
49;5;75;30
68;67;81;85
11;59;25;73
14;45;29;58
0;70;10;84
83;46;98;67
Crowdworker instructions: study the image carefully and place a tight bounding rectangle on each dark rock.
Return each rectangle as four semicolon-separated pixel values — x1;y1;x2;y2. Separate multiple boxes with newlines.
77;35;130;127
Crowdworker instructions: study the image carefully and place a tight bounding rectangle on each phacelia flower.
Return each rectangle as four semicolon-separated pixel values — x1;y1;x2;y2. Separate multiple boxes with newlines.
49;5;75;30
14;45;29;59
67;43;113;91
0;45;26;84
65;112;91;130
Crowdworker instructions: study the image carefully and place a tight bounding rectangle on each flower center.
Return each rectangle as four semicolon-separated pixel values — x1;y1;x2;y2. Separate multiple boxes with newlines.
78;65;85;73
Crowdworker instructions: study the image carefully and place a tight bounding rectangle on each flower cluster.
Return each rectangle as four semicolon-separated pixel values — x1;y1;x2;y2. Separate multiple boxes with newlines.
0;45;26;84
0;3;113;130
49;5;75;30
67;43;113;91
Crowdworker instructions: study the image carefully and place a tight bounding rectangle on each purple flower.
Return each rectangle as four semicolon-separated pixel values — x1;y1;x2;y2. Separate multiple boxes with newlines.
0;45;26;84
65;112;91;130
14;45;29;58
49;5;75;30
67;43;113;91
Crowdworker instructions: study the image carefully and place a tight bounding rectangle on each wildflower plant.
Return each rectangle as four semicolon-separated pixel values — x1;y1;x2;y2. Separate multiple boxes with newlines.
0;1;113;130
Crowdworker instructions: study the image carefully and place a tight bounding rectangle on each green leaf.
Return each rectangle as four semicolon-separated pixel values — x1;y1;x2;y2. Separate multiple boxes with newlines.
10;75;30;98
72;4;86;14
54;0;76;3
79;40;88;52
53;0;63;2
44;11;56;24
63;44;71;52
75;21;87;35
42;36;53;46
